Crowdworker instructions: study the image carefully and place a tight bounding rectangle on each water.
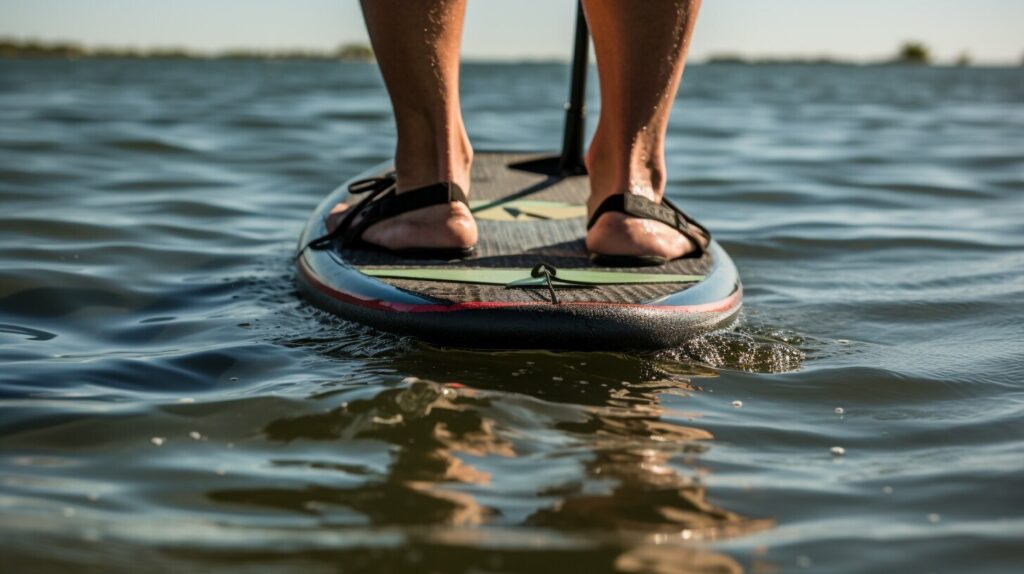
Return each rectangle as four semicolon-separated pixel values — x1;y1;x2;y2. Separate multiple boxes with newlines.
1;59;1022;573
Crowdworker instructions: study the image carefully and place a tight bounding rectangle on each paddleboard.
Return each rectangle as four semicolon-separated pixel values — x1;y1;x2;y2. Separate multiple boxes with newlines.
296;151;741;350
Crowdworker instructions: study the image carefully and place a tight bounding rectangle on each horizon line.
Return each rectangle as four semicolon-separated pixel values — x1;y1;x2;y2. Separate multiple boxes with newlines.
2;35;1022;67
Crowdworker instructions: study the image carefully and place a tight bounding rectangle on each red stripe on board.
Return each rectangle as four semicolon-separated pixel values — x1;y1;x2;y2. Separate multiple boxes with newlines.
298;257;740;315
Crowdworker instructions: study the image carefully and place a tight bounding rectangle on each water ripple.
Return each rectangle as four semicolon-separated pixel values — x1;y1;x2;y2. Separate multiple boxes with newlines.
0;60;1021;573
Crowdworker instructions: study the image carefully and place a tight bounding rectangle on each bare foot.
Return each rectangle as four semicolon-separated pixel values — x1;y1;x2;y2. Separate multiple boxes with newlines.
584;146;702;261
586;209;696;261
326;195;477;252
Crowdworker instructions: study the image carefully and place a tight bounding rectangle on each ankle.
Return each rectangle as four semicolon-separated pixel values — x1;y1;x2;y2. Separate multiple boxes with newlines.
394;114;473;193
585;135;666;212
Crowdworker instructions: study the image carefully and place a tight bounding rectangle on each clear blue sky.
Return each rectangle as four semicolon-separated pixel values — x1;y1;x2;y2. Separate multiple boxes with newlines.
2;0;1022;64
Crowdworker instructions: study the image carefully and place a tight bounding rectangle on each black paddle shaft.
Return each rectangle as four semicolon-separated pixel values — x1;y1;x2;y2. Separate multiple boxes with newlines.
506;2;589;177
559;1;589;175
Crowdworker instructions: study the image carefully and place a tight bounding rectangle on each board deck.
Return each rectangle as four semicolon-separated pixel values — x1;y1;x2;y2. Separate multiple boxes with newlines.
296;152;742;349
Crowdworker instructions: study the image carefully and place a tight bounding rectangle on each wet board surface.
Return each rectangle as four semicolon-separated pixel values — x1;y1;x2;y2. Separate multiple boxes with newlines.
296;151;742;349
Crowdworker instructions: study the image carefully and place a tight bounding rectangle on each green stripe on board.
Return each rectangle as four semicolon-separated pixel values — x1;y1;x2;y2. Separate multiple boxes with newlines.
358;267;704;286
469;200;586;221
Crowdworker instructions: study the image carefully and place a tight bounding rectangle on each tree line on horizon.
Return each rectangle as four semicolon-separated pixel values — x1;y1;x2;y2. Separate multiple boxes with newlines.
0;38;1017;66
707;42;985;66
0;39;374;62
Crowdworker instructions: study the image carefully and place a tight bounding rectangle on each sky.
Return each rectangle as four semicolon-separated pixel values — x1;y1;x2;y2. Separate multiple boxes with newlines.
2;0;1022;64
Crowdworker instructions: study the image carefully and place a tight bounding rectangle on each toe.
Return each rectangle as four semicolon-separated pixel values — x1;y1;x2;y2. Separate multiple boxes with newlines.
326;203;352;233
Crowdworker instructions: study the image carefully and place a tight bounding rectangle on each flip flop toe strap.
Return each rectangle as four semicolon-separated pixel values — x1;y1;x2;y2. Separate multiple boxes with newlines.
587;194;711;255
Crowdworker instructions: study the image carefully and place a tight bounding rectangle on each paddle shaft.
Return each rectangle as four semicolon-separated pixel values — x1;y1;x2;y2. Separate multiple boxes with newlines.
559;1;589;176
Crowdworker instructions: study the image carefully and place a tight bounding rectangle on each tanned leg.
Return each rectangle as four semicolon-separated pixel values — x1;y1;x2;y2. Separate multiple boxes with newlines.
330;0;476;251
582;0;702;259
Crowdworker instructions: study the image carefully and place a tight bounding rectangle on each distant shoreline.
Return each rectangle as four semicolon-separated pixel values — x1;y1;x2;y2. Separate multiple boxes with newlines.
1;38;1016;67
0;39;375;62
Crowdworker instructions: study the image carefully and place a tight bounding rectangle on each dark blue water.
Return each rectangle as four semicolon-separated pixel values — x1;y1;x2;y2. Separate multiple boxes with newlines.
1;59;1022;573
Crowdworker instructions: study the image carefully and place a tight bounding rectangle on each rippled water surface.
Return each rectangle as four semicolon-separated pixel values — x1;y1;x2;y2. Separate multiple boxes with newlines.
1;60;1022;573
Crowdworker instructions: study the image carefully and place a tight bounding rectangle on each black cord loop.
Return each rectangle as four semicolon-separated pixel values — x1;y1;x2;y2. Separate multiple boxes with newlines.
531;263;560;304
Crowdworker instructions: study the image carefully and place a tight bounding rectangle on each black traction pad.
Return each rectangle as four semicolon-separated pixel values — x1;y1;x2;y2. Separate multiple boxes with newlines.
338;153;712;305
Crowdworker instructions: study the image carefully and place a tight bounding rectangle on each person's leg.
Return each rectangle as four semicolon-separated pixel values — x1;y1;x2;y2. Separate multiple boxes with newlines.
582;0;702;259
330;0;476;251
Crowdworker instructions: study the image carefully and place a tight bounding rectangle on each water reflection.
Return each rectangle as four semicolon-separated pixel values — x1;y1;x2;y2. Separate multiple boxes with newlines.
209;365;770;572
219;381;505;525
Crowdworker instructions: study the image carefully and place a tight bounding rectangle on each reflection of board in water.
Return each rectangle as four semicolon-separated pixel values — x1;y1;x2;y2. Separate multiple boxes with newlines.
296;152;742;350
244;376;772;542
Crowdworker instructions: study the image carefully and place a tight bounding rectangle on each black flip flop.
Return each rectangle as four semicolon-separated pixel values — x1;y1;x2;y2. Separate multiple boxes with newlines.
305;174;475;260
587;194;711;267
